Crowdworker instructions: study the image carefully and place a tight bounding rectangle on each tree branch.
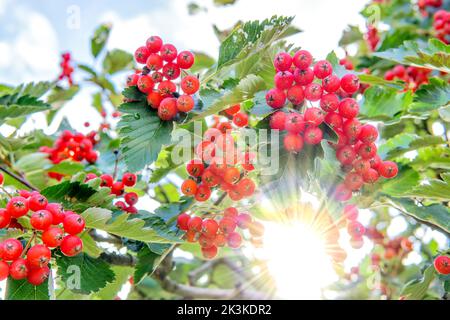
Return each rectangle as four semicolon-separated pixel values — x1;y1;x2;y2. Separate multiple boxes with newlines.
100;252;137;266
0;165;38;191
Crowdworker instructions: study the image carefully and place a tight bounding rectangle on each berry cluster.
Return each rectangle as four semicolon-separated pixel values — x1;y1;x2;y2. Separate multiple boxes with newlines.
40;130;99;165
58;52;74;86
434;255;450;275
85;172;139;214
384;64;431;91
181;127;256;202
365;228;413;261
419;0;443;15
342;205;367;249
433;10;450;44
0;187;84;285
127;36;199;121
176;207;264;259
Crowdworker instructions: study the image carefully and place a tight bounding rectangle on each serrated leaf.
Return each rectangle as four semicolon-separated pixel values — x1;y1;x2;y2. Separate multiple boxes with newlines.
378;133;444;159
0;95;50;125
190;74;266;122
409;78;450;113
47;85;80;104
358;74;404;90
48;160;85;176
374;39;450;73
402;173;450;202
82;207;182;243
91;23;111;58
359;85;413;121
339;25;363;47
134;245;159;284
55;251;115;294
118;100;174;172
6;277;50;300
95;266;133;300
103;49;134;74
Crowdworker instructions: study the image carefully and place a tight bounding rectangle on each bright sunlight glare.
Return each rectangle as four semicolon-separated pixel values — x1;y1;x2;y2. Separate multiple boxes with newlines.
261;222;338;299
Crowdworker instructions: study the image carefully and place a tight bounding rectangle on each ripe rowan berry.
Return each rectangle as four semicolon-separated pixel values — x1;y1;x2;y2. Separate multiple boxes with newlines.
378;161;398;178
176;95;195;113
134;46;150;64
322;74;341;92
188;216;203;232
293;67;314;85
158;80;177;97
177;213;190;231
9;258;28;280
219;217;237;234
232;112;248;127
333;184;352;201
195;184;211;202
324;112;343;130
362;168;380;184
158;98;178;120
27;244;51;268
177;51;195;69
274;52;292;71
42;227;64;248
100;174;114;188
224;207;238;219
124;192;138;206
339;98;359;119
160;44;177;62
227;232;242;248
122;172;137;187
283;134;304;153
304;107;325;126
340;74;360;94
137;75;155;94
0;208;11;229
320;93;339;112
434;255;450;275
186;159;205;177
30;210;53;231
0;261;8;281
27;266;50;286
314;60;333;79
63;214;85;235
265;88;286;109
270;111;286;130
6;196;29;218
287;85;305;105
344;172;364;191
304;83;323;101
336;146;356;165
201;245;218;259
304;126;323;145
202;219;219;238
2;238;23;261
358;124;378;144
293;50;312;69
111;181;125;196
60;235;83;257
146;36;163;53
274;71;294;90
181;75;200;95
358;143;377;160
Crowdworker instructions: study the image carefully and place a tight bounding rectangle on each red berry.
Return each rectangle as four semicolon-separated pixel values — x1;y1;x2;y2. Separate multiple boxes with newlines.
270;111;286;130
177;213;190;231
27;266;50;286
343;119;362;138
186;159;205;177
160;44;177;62
320;93;339;112
158;97;178;120
27;244;51;268
201;245;218;259
314;60;333;79
122;172;137;187
6;196;29;218
227;232;242;248
127;73;139;86
322;74;341;92
124;192;138;206
283;134;304;153
232;112;248;127
201;219;219;237
434;255;450;275
176;95;195;113
357;143;377;159
223;167;240;184
274;52;292;71
293;50;312;69
0;208;11;229
336;146;356;165
2;238;23;261
60;235;83;257
219;217;237;234
353;159;371;174
177;51;195;69
359;124;378;144
334;184;352;201
111;181;125;196
340;74;360;94
339;98;359;119
304;83;323;101
158;80;177;97
344;172;364;191
42;227;64;248
134;46;150;64
9;258;28;280
378;161;398;178
237;178;255;197
181;75;200;95
30;210;53;231
162;62;181;80
343;205;358;220
146;36;163;53
224;207;238;219
28;194;48;212
293;68;314;85
304;126;323;145
195;184;211;202
285;113;305;134
236;213;252;229
265;88;286;109
137;75;155;94
63;214;85;235
324;112;343;130
287;85;305;105
362;168;380;183
304;107;325;126
347;221;365;238
100;174;113;187
115;201;127;210
151;71;163;83
274;71;294;90
187;216;203;232
224;104;240;116
0;261;9;281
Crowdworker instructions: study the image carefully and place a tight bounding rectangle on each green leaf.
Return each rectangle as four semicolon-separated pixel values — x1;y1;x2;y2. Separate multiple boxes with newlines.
409;78;450;113
10;81;55;99
118;100;174;172
13;153;52;190
217;16;296;68
191;74;266;122
402;173;450;202
103;49;134;74
95;266;133;300
326;51;350;78
190;52;216;73
249;91;274;117
91;23;111;58
378;133;444;159
6;277;50;300
82;207;182;243
134;245;159;284
401;266;436;300
380;167;420;197
0;94;50;125
374;39;450;73
77;64;97;76
47;85;80;104
388;198;450;233
149;146;183;183
358;74;404;90
48;160;85;176
359;85;413;121
55;251;115;294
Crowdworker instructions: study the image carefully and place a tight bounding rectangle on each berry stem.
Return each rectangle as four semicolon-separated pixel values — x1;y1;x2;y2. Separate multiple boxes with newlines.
0;186;12;198
0;165;38;191
21;231;37;258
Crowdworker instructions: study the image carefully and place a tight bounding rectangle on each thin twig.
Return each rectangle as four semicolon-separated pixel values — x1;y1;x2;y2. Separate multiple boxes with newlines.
0;166;38;191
